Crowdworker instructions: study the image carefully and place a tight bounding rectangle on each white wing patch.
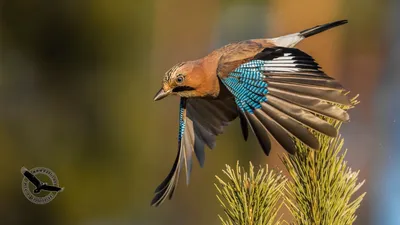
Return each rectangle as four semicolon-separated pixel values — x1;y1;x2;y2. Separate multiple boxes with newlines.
270;33;304;48
260;51;323;73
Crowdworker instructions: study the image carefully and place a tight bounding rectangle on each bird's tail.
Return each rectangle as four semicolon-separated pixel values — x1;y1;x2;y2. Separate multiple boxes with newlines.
299;20;348;38
271;20;348;48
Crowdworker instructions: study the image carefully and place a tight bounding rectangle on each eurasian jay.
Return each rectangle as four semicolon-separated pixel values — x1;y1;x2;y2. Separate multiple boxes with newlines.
152;20;350;206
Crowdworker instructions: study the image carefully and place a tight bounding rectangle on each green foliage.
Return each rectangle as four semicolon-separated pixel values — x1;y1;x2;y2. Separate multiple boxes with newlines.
282;96;365;225
215;162;287;225
215;96;365;225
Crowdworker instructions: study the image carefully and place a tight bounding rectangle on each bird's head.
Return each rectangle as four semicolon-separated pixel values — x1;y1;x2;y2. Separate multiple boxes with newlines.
154;61;206;101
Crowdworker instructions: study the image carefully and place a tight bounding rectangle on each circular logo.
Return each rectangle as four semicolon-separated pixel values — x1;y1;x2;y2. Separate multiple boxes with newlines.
21;167;64;204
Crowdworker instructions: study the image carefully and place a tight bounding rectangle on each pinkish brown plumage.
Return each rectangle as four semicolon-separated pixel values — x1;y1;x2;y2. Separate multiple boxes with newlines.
156;40;275;99
152;20;351;206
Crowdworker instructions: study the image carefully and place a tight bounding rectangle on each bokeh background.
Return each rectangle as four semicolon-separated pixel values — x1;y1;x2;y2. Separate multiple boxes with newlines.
1;0;399;224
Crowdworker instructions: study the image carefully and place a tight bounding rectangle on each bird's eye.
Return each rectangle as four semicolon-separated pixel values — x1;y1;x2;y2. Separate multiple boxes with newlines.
176;75;184;84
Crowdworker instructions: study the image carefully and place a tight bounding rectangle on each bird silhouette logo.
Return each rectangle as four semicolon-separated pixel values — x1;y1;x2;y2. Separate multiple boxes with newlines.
21;166;64;204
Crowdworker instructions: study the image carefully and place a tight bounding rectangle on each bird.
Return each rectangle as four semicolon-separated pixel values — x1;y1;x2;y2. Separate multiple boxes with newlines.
151;20;350;206
21;167;64;193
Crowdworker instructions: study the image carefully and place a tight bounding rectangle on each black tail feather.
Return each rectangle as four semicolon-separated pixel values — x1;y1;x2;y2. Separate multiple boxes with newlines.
300;20;348;38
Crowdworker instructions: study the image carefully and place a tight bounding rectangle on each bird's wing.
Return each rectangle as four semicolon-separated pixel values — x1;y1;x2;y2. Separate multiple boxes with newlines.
151;94;238;206
21;167;41;187
151;99;187;207
42;184;63;192
218;47;351;155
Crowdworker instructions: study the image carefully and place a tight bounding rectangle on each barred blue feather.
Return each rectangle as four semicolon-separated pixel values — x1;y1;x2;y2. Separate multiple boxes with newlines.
222;60;268;113
178;99;186;143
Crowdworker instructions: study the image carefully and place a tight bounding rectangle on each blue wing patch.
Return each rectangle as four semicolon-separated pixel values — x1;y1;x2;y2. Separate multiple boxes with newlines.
178;99;186;143
220;48;327;114
221;60;269;113
219;47;350;157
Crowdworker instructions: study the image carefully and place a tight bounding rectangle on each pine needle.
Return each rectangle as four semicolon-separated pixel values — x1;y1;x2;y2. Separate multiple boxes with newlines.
281;95;366;225
215;95;365;225
215;162;287;225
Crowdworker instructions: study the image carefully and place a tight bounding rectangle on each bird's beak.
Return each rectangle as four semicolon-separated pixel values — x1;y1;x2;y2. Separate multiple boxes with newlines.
153;88;171;101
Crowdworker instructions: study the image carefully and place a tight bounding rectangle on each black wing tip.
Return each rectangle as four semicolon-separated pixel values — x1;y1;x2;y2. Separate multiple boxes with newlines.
308;141;321;151
245;112;272;156
326;126;338;137
154;182;166;194
284;138;319;154
199;161;205;168
151;187;167;206
243;135;249;142
151;190;166;207
151;187;176;207
151;171;178;207
150;197;161;207
239;111;249;141
300;19;348;38
285;147;296;155
208;142;216;149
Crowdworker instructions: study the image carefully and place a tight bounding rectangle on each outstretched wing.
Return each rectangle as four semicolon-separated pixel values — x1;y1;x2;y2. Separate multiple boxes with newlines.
21;167;41;187
151;92;238;206
151;99;187;207
42;184;63;192
218;47;351;155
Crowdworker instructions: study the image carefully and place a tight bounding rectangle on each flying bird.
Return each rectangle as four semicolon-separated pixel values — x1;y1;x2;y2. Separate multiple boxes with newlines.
21;167;64;193
152;20;350;206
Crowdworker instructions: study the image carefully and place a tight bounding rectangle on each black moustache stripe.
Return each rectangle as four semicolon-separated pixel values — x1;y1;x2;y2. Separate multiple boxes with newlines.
172;86;196;92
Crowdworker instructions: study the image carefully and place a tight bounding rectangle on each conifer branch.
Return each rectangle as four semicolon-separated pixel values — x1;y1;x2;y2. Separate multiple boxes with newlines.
215;162;287;225
281;95;365;225
215;96;365;225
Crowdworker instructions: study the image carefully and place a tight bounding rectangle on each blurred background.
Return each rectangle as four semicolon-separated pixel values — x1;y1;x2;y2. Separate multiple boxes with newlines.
1;0;399;224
